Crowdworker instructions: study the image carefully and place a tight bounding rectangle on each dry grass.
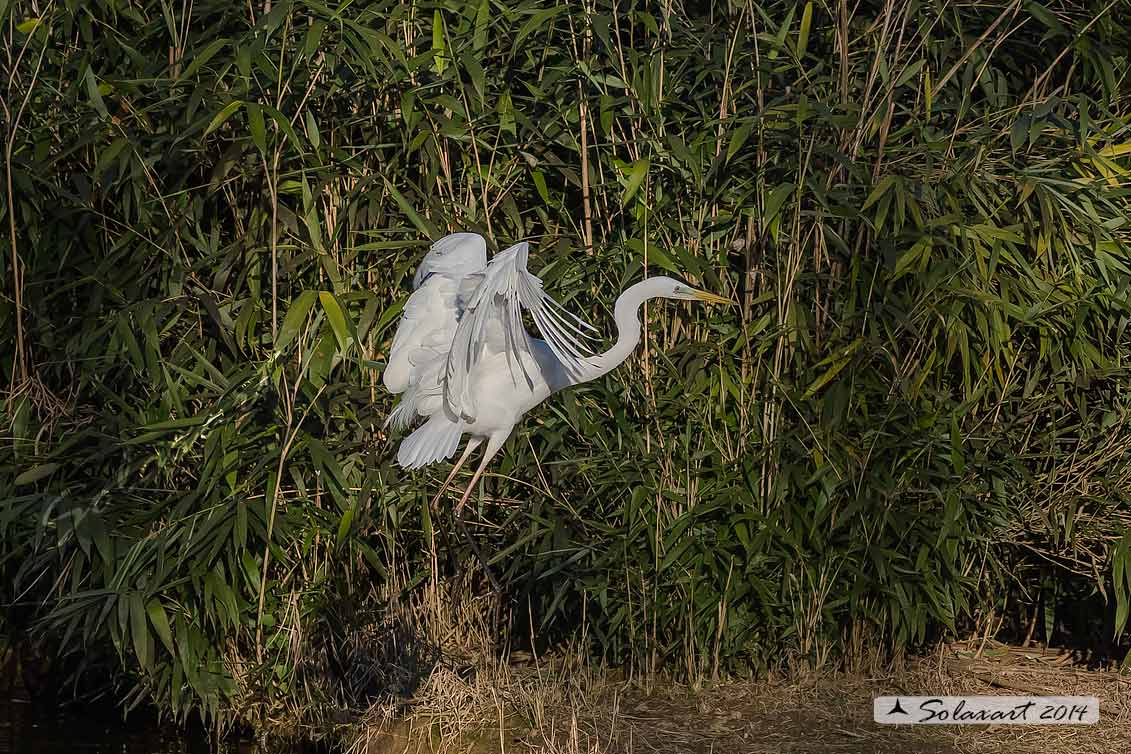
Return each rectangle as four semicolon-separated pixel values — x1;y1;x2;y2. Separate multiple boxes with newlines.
346;633;1131;754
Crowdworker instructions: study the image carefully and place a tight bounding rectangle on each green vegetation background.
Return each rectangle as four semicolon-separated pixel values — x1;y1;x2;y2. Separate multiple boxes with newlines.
3;0;1131;739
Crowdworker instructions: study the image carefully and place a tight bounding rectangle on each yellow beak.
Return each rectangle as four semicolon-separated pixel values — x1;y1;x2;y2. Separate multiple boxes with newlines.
691;288;737;306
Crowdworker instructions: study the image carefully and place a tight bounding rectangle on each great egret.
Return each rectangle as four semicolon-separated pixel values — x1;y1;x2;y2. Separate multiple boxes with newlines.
382;232;732;514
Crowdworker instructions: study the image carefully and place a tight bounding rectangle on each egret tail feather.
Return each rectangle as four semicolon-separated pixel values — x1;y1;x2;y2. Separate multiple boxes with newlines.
383;401;414;431
397;414;466;469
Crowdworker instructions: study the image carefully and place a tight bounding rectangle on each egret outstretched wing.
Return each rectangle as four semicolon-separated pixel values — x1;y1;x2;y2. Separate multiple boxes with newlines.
444;241;598;422
383;233;487;431
411;232;486;288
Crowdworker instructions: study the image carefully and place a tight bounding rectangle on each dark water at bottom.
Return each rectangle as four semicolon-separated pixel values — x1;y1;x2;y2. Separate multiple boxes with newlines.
0;693;260;754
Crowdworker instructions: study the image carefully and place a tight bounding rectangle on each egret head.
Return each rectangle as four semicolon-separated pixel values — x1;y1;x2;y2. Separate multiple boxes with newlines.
653;276;735;305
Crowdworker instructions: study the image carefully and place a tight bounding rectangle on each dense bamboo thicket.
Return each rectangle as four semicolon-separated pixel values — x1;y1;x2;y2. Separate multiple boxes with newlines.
3;0;1131;739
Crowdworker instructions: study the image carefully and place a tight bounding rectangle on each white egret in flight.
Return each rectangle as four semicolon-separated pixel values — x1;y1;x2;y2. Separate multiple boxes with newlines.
382;232;732;514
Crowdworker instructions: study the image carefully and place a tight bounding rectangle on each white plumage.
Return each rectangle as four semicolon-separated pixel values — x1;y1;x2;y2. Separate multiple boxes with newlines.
382;232;733;514
382;233;487;434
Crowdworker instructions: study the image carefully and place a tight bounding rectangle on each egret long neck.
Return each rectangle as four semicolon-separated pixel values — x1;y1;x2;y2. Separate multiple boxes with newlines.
572;279;657;385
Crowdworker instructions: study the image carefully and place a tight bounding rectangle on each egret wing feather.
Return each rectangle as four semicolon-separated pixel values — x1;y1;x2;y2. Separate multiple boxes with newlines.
383;233;488;432
444;241;597;422
412;232;487;288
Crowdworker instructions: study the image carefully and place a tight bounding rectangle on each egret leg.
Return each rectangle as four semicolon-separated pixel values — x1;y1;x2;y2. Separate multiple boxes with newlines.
451;434;508;596
429;438;481;511
453;435;506;517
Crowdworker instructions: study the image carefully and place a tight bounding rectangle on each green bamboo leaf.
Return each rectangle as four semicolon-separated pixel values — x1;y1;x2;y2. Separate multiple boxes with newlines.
432;9;446;75
892;239;931;281
628;238;679;274
532;170;551;204
895;60;925;89
796;2;813;59
924;66;933;116
205;100;243;136
318;290;354;352
302;19;326;58
306;205;325;254
950;415;965;474
241;551;261;590
762;183;794;230
1123;553;1131;637
304;111;320;150
82;513;112;565
473;0;490;50
247;102;266;153
497;90;515;136
234;503;247;550
260;0;290;33
336;504;355;546
177;38;227;81
1011;114;1030;154
306;333;335;388
766;5;796;60
515;6;565;48
129;592;150;670
726;120;754;163
621;158;649;207
383;178;439;238
802;355;852;399
205;569;239;627
83;66;109;120
862;175;896;211
260;103;303;150
461;50;487;102
275;290;318;354
371;299;405;339
146;600;175;655
15;463;60;486
1026;2;1067;36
